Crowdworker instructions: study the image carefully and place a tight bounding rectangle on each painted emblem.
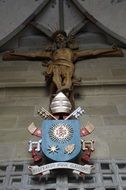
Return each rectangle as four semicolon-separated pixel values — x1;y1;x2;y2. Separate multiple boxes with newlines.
49;123;73;142
64;144;75;154
41;120;81;162
48;145;59;153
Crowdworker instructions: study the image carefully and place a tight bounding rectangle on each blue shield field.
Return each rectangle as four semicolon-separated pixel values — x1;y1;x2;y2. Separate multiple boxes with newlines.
41;120;81;162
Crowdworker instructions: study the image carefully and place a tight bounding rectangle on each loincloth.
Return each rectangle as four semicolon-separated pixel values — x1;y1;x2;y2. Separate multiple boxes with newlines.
53;59;74;68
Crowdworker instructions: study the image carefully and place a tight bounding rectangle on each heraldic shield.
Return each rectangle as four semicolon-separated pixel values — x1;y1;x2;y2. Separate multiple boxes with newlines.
41;120;81;162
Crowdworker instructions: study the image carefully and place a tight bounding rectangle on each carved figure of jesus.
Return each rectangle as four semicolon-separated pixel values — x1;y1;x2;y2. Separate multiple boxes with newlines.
3;31;123;92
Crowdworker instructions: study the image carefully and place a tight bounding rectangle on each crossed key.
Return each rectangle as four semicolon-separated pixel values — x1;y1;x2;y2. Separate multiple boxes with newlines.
38;107;58;120
38;106;85;120
64;106;85;120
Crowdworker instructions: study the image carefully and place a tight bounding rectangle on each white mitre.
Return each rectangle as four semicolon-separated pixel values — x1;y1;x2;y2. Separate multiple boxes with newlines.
50;92;72;114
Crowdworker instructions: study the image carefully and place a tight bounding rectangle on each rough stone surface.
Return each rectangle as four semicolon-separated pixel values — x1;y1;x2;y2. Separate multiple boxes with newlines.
74;0;126;44
0;0;49;47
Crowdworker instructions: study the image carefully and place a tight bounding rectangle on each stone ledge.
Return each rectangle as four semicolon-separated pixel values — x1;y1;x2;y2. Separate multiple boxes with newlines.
0;79;126;89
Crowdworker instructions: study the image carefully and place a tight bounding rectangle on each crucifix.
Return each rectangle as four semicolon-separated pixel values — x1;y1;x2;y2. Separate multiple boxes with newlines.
3;30;123;108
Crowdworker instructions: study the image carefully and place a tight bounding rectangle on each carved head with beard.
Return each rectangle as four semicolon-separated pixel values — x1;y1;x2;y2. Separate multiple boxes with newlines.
50;30;77;50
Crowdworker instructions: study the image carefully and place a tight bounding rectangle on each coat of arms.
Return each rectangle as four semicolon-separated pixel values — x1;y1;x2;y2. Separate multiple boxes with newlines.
28;92;95;176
